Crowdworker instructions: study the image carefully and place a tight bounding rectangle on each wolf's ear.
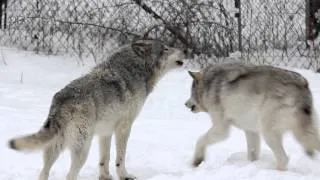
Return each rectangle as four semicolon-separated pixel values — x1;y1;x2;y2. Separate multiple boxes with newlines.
132;40;152;57
188;71;202;80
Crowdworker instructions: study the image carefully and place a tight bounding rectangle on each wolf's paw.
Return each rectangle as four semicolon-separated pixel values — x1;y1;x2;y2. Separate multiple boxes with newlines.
99;174;113;180
248;153;259;162
120;174;136;180
192;157;204;167
276;166;287;171
276;162;288;171
276;156;289;171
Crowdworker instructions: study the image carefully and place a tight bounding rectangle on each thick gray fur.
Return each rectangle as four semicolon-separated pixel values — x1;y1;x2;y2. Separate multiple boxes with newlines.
185;63;320;171
8;39;185;180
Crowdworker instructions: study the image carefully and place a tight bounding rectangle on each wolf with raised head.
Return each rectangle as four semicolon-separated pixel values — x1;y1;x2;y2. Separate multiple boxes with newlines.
185;63;320;171
8;39;185;180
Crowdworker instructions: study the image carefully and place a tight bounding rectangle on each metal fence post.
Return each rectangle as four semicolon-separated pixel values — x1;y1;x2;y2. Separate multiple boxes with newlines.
235;0;242;52
306;0;311;48
0;0;3;29
0;0;7;29
4;0;7;29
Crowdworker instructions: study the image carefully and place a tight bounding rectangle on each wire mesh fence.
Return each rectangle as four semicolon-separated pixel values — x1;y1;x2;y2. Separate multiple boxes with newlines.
240;0;320;70
0;0;125;63
0;0;320;70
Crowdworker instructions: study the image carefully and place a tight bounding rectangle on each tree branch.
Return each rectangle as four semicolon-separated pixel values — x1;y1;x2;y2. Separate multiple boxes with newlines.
132;0;200;54
11;16;142;37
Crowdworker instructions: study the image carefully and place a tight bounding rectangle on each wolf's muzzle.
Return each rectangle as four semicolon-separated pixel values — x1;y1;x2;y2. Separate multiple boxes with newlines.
185;100;197;112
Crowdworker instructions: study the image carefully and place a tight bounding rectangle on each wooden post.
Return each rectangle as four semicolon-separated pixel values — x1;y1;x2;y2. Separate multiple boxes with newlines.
306;0;320;42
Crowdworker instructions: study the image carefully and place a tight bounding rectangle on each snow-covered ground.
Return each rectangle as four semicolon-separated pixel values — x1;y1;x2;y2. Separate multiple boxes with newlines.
1;47;320;180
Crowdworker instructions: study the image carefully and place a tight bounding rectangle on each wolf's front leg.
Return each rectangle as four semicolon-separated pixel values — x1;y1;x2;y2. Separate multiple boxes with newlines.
193;123;230;167
262;131;288;171
115;121;136;180
244;130;260;161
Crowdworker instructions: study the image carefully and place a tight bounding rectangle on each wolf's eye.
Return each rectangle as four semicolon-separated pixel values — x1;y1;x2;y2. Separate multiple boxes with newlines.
164;47;169;51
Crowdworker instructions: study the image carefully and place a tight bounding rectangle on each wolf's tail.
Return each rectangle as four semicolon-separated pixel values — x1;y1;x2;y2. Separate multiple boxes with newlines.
8;91;66;151
8;126;57;151
8;87;72;151
8;107;62;151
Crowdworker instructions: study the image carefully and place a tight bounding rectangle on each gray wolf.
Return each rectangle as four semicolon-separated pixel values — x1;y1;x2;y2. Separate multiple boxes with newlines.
8;39;185;180
185;63;320;171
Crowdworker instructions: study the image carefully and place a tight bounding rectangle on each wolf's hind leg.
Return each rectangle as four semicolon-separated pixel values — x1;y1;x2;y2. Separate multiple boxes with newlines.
99;135;113;180
39;143;62;180
244;130;260;161
66;135;93;180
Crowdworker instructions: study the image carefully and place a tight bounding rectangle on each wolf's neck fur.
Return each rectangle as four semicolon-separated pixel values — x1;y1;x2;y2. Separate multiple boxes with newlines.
97;48;164;94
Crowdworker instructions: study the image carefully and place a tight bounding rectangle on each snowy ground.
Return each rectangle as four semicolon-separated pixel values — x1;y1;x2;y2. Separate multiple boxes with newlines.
1;47;320;180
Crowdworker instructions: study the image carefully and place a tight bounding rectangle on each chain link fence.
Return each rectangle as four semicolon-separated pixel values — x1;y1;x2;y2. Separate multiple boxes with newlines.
0;0;126;63
0;0;320;70
240;0;320;70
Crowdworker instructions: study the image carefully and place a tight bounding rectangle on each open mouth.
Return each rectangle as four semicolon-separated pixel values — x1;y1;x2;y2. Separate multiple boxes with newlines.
175;60;184;66
191;105;196;112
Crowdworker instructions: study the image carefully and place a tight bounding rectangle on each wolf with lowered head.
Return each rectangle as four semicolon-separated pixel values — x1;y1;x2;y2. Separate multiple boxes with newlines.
185;63;320;171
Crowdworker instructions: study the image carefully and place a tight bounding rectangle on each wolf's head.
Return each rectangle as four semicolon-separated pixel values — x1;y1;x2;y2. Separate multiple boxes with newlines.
185;71;207;113
131;39;185;73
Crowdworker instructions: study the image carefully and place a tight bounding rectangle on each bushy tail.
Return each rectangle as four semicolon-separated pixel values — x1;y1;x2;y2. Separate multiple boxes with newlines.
8;89;67;151
8;127;57;151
